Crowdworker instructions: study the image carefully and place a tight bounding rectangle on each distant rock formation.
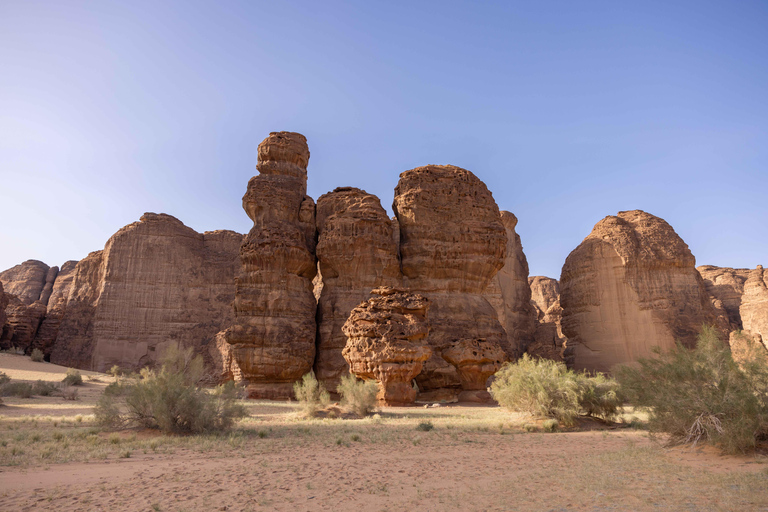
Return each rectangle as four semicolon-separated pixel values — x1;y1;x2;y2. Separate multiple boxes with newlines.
527;276;571;365
342;287;431;405
697;266;750;331
393;164;508;394
741;266;768;345
314;187;402;390
48;213;241;372
560;210;720;373
32;261;78;358
0;260;52;305
0;295;46;351
221;132;318;398
483;211;536;358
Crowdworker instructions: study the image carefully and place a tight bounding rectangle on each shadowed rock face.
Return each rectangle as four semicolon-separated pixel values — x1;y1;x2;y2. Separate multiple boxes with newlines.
342;287;430;405
484;211;536;358
0;260;51;306
0;295;46;352
741;266;768;345
0;283;7;339
560;210;720;373
49;214;241;372
32;261;78;357
223;132;318;398
393;165;508;392
697;266;751;331
527;276;572;366
314;187;402;390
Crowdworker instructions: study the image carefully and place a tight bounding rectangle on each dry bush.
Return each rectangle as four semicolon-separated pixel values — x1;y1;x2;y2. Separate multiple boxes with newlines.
293;371;330;417
30;348;44;362
490;354;621;427
61;368;83;386
337;374;378;417
616;326;768;454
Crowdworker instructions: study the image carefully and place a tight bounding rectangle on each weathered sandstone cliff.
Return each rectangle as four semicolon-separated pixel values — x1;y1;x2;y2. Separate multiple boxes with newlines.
393;164;508;393
314;187;402;389
697;265;750;331
741;266;768;345
527;276;571;365
560;210;719;373
342;287;430;404
0;260;51;305
222;132;318;398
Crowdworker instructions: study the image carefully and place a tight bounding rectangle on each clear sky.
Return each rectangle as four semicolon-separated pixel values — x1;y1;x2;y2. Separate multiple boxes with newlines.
1;0;766;279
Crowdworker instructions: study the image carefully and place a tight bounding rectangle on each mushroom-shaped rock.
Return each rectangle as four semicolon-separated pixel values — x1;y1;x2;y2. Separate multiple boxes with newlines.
341;287;431;405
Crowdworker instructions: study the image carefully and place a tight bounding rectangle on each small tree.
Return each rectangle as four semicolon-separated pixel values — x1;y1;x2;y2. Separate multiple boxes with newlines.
293;371;330;417
337;374;378;417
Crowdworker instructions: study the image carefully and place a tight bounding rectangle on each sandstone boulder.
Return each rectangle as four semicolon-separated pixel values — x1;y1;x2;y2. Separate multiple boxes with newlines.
0;260;50;305
483;211;536;358
222;132;318;398
393;164;509;393
50;214;241;373
741;265;768;344
560;210;720;373
314;187;402;389
342;287;431;404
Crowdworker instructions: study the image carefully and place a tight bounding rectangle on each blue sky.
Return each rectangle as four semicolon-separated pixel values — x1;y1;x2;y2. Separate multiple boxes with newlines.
1;0;766;278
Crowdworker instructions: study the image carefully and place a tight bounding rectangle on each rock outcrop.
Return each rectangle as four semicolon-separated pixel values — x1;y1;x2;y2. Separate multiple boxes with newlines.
483;211;536;358
342;287;431;404
393;164;509;394
741;266;768;344
560;210;719;373
527;276;571;365
697;266;751;331
0;282;8;341
32;261;79;358
0;295;47;351
728;330;767;365
222;132;318;398
0;260;51;305
314;187;402;389
49;214;241;372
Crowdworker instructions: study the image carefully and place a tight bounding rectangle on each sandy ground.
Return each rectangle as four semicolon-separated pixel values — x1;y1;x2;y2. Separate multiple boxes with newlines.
1;354;768;511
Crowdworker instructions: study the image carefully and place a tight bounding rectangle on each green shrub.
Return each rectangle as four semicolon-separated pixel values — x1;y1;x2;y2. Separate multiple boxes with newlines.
337;374;378;417
294;371;330;417
416;421;434;432
30;348;44;362
0;372;10;385
94;346;247;434
615;325;768;454
62;368;83;386
490;354;621;427
0;381;33;398
543;419;559;432
31;380;57;396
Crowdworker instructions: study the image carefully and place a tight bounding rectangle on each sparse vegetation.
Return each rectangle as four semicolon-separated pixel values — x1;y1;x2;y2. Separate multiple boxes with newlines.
416;420;434;432
337;373;378;417
293;371;330;418
490;354;621;426
616;325;768;454
30;348;44;362
94;346;247;434
61;368;83;386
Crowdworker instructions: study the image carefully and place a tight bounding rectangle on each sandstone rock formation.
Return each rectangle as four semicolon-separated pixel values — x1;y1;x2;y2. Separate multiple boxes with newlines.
741;265;768;345
697;265;751;331
560;210;719;373
527;276;571;365
393;164;509;393
222;132;318;398
342;287;431;404
32;261;78;358
314;187;402;389
0;295;46;351
0;260;51;305
728;329;767;366
49;214;241;372
483;211;536;358
0;282;8;341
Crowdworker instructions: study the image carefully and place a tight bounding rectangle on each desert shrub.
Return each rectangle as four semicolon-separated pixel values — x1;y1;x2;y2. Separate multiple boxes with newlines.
0;381;33;398
95;346;247;434
107;365;124;378
62;368;83;386
490;354;620;427
30;348;44;362
293;371;330;417
337;374;378;417
416;421;434;432
31;380;57;396
61;385;79;401
0;372;9;385
616;326;768;454
543;419;559;432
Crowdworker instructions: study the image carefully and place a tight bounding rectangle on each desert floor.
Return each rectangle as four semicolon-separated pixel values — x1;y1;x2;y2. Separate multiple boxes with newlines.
1;353;768;511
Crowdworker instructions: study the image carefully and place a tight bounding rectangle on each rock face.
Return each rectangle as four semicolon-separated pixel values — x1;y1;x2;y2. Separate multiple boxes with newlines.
560;210;719;373
342;287;431;405
527;276;571;365
0;260;51;305
0;283;7;338
49;214;241;372
393;165;509;393
314;187;402;390
222;132;318;398
483;211;536;358
32;261;78;358
728;330;767;365
697;266;751;330
0;295;47;351
741;266;768;344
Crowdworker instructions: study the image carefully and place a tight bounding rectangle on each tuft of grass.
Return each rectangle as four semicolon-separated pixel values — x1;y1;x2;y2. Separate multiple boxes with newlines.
543;419;559;432
337;373;378;417
61;369;83;386
293;371;330;418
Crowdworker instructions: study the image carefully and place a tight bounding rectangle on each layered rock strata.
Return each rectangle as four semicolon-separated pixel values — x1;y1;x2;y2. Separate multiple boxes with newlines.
342;287;431;405
741;266;768;345
527;276;572;366
560;210;719;373
50;214;241;372
222;132;318;398
697;266;751;331
0;295;46;351
0;283;7;339
393;164;509;393
314;187;402;389
32;261;78;358
483;211;536;358
0;260;51;305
